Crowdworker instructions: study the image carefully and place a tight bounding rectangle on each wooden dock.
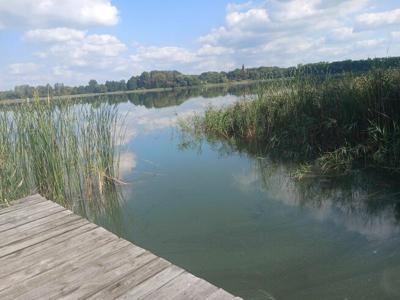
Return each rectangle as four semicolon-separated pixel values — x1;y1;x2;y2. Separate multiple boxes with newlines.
0;194;241;299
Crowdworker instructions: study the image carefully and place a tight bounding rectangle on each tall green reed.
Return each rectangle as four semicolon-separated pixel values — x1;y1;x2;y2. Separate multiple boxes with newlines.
0;95;124;214
182;69;400;174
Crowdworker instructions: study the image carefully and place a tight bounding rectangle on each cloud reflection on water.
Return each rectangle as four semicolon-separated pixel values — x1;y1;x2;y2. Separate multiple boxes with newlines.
115;88;248;183
122;94;240;136
112;86;400;242
233;160;400;241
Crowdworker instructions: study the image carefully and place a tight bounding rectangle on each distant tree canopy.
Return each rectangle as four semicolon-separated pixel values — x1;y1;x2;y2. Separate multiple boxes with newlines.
1;56;400;100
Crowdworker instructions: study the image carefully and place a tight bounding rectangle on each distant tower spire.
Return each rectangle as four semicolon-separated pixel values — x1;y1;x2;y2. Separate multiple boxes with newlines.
241;64;245;79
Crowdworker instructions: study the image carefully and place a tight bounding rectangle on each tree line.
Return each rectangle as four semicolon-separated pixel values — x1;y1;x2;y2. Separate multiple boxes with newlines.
1;56;400;100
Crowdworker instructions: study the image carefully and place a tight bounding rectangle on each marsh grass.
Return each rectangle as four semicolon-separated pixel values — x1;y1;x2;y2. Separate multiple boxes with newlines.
0;95;124;215
181;69;400;175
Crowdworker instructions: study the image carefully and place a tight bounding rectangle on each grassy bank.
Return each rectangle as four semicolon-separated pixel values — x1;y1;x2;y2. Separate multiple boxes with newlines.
181;69;400;175
0;96;124;214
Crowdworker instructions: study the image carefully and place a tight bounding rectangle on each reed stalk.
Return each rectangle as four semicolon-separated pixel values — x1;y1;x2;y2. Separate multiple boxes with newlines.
0;95;124;215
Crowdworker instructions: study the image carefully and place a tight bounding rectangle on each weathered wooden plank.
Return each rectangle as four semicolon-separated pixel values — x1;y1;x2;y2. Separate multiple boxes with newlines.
172;278;219;300
0;210;77;246
0;222;97;263
0;194;46;216
86;257;171;299
0;239;132;299
0;201;57;225
0;204;65;233
0;226;120;284
56;251;157;300
3;242;142;300
116;265;185;299
0;195;242;300
0;194;48;215
141;272;201;300
206;289;240;300
9;194;45;206
0;208;71;241
0;217;87;258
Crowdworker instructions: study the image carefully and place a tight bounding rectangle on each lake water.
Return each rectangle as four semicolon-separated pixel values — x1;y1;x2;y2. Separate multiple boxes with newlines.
78;85;400;300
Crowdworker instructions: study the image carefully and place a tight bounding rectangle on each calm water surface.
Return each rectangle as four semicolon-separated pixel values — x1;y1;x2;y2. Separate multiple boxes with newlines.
79;86;400;300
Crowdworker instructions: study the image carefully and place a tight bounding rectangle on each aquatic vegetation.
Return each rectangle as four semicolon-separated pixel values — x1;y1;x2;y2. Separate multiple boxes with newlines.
0;95;124;213
181;69;400;174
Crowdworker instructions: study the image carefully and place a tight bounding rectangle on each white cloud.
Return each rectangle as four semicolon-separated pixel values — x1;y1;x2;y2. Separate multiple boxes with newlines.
357;8;400;28
131;46;197;64
194;0;398;67
356;39;384;48
33;32;127;67
24;28;86;43
1;63;49;89
128;44;238;75
392;31;400;39
276;0;320;21
0;0;118;28
198;45;234;56
52;66;71;77
226;2;254;13
3;29;129;89
317;46;349;56
2;0;400;90
263;36;317;53
7;63;40;75
337;0;370;15
194;2;325;66
84;34;127;56
329;27;355;41
226;8;270;30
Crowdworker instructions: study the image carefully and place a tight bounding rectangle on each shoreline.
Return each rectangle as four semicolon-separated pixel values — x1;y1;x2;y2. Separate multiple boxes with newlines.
0;79;263;105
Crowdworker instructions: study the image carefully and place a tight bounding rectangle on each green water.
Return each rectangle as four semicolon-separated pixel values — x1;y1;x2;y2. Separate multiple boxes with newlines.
82;86;400;299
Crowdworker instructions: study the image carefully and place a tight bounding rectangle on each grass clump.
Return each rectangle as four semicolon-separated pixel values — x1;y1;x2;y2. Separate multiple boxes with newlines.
0;95;124;214
182;69;400;174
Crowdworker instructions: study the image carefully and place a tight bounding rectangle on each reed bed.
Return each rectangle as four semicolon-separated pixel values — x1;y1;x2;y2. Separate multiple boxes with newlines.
0;96;124;215
182;69;400;174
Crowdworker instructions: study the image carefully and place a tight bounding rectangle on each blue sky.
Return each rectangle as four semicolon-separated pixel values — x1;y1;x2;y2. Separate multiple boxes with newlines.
0;0;400;89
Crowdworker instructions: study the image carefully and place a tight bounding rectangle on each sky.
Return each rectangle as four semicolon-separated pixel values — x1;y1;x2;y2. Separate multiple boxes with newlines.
0;0;399;89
